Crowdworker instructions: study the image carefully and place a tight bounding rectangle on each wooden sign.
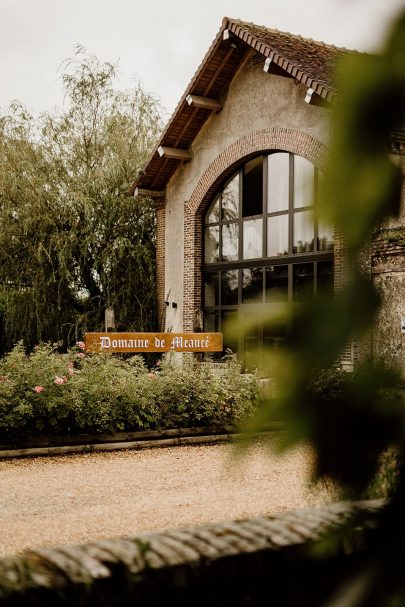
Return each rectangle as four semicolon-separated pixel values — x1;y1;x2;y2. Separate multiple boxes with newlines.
85;332;223;353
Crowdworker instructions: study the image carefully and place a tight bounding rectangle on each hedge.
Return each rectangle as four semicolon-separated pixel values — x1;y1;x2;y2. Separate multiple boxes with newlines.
0;343;260;438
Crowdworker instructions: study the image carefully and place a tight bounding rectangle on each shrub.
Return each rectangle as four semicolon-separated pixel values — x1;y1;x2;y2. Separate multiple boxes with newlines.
153;356;259;428
367;448;401;499
0;343;259;439
304;366;404;497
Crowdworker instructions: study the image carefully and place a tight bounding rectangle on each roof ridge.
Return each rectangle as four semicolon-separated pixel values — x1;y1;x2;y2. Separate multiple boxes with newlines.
225;16;359;54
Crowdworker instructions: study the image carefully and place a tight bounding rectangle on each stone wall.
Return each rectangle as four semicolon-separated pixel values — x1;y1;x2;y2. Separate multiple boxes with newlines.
372;226;405;378
0;500;383;606
371;155;405;377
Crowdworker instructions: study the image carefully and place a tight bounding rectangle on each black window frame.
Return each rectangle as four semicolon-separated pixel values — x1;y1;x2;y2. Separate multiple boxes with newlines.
203;152;334;365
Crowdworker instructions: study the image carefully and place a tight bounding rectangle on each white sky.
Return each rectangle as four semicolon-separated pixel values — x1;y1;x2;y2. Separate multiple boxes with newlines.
1;0;404;118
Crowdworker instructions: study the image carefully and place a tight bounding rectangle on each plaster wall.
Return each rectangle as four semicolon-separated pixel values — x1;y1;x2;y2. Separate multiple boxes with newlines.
164;55;331;329
163;191;184;332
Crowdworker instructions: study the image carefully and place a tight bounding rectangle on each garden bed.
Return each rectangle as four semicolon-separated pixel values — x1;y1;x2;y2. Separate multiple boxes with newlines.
0;343;260;442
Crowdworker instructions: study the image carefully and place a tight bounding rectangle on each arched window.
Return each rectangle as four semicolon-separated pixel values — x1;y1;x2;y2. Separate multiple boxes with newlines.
203;153;334;366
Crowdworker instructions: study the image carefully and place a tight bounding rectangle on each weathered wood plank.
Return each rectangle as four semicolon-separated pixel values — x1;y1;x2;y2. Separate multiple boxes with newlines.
0;425;234;450
85;332;223;353
186;94;222;111
134;187;165;198
157;146;192;160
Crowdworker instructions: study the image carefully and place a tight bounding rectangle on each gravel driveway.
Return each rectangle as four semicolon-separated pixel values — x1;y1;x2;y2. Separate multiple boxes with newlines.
0;437;334;557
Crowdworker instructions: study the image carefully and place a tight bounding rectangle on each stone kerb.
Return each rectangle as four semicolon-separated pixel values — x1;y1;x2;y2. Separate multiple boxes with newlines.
0;500;382;606
183;128;329;332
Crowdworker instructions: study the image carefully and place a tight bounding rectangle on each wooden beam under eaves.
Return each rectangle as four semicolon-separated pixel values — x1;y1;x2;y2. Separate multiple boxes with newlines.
134;187;165;198
157;146;192;161
186;94;222;111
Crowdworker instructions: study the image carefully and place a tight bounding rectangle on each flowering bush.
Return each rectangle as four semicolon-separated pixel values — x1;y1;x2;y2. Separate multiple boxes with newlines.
0;343;260;439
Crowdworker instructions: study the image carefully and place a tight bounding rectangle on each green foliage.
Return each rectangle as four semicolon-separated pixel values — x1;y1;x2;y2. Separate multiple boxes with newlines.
0;344;259;438
368;448;402;500
154;356;259;427
0;47;162;354
244;11;405;483
242;10;405;606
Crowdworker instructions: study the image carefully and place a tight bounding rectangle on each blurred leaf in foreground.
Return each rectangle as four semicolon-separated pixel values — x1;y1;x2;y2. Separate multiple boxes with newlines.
237;10;405;606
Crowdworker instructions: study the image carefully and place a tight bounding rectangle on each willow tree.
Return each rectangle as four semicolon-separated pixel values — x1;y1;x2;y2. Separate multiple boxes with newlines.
0;48;162;354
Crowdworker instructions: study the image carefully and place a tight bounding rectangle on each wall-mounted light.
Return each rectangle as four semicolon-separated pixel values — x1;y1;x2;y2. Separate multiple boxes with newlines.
172;302;177;309
305;88;314;104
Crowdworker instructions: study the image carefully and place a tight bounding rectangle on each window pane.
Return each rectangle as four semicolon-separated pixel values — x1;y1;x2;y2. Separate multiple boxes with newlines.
291;310;310;345
221;310;238;355
204;272;219;306
243;313;260;371
294;156;314;208
222;174;239;221
265;265;288;302
293;263;314;300
221;270;239;305
318;220;334;251
264;317;286;349
206;196;220;224
204;225;219;262
221;223;238;261
242;268;263;303
293;210;314;253
243;156;263;217
243;218;262;259
204;310;219;332
317;260;334;295
267;153;289;212
267;215;289;257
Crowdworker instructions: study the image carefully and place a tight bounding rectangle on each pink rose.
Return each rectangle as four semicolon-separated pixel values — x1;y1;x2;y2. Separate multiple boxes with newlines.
54;376;64;385
147;372;156;379
76;341;86;350
34;385;44;393
68;368;75;376
67;361;74;369
76;352;85;359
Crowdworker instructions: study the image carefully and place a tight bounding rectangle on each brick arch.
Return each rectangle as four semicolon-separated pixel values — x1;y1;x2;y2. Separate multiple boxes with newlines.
183;128;329;332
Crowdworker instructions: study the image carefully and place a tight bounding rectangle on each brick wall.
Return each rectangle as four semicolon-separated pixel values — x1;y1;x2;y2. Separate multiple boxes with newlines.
334;226;354;368
0;500;383;606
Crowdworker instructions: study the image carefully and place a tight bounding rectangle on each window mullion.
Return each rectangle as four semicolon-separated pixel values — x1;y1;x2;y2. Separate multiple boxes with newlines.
219;193;223;262
238;171;243;261
289;154;294;256
314;260;318;295
314;168;319;252
263;155;268;258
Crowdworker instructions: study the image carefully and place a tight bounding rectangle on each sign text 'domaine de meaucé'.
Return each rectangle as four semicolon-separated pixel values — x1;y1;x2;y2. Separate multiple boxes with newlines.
99;336;211;350
84;332;223;353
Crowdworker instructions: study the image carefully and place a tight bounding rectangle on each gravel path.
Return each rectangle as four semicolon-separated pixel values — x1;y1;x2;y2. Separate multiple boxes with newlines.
0;438;335;557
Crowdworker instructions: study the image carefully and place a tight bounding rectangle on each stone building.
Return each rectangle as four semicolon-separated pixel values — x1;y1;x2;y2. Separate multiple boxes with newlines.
131;17;405;374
